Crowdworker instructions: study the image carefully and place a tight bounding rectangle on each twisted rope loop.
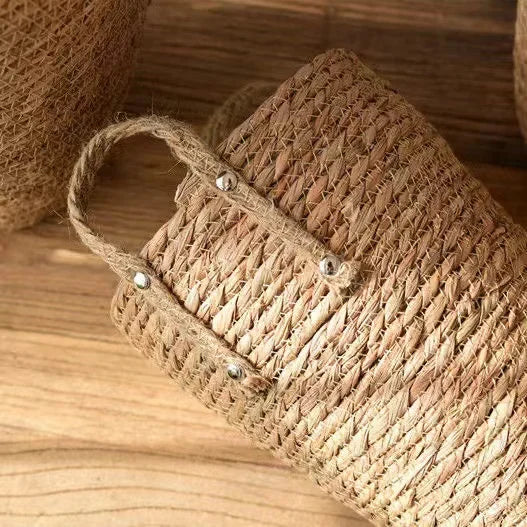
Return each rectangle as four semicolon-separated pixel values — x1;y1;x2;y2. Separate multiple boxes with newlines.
68;115;357;394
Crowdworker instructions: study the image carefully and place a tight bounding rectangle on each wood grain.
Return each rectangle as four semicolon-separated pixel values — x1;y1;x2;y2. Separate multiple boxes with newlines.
127;0;523;166
2;1;527;525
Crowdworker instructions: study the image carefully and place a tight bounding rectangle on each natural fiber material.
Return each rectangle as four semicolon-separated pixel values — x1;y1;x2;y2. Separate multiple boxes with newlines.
0;0;148;232
70;50;527;526
202;82;277;148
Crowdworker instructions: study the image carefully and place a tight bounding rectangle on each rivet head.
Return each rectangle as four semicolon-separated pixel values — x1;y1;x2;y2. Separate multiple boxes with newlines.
319;255;341;277
215;171;238;192
133;271;151;290
226;363;244;381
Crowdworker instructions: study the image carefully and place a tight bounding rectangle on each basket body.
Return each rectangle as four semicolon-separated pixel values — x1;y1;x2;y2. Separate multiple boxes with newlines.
0;0;148;231
110;51;527;526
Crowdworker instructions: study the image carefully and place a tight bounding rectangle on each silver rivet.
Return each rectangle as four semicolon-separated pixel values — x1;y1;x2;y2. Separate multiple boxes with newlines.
226;363;244;381
133;271;151;290
319;255;341;277
215;171;238;192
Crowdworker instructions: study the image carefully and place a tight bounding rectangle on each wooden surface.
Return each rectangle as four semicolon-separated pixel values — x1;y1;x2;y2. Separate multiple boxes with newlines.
1;1;527;526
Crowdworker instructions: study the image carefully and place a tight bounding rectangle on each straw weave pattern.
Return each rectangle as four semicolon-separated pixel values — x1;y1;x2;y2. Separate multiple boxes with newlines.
0;0;148;231
108;50;527;526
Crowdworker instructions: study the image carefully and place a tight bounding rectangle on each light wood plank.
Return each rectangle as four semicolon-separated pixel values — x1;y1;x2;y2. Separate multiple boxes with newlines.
0;331;365;527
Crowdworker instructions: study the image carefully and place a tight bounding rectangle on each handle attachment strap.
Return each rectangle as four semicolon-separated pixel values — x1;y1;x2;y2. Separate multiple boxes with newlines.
68;116;359;395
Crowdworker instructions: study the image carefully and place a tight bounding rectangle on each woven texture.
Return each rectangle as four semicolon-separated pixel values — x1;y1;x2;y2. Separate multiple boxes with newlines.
202;82;277;149
73;50;527;526
516;0;527;139
0;0;148;231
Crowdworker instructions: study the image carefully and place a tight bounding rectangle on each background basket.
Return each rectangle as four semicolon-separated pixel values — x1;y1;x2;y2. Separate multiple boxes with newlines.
0;0;149;231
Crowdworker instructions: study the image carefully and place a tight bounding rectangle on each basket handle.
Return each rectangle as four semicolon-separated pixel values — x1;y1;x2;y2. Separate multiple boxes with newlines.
68;116;359;394
68;116;227;275
70;116;359;292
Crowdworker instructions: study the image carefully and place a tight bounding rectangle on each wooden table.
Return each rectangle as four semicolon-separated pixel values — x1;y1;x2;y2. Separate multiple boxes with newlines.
1;1;526;525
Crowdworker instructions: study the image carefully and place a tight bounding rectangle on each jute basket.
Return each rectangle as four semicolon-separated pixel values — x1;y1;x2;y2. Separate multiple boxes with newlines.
0;0;149;232
69;50;527;526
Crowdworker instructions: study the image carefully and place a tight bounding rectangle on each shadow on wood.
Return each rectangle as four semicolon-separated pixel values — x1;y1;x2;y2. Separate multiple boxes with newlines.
126;0;524;167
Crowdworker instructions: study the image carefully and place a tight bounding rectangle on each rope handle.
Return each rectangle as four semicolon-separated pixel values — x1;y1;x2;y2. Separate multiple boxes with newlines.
68;116;359;395
69;116;274;395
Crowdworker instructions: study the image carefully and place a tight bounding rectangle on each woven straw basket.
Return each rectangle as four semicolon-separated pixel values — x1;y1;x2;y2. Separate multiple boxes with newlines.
69;50;527;526
0;0;148;232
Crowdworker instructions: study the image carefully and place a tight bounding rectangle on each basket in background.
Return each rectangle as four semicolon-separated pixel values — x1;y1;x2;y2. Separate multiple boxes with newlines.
0;0;149;231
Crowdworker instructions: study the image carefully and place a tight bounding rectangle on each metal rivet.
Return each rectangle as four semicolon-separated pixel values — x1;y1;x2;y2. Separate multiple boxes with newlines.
226;363;244;381
319;255;341;277
215;171;238;192
133;271;151;290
